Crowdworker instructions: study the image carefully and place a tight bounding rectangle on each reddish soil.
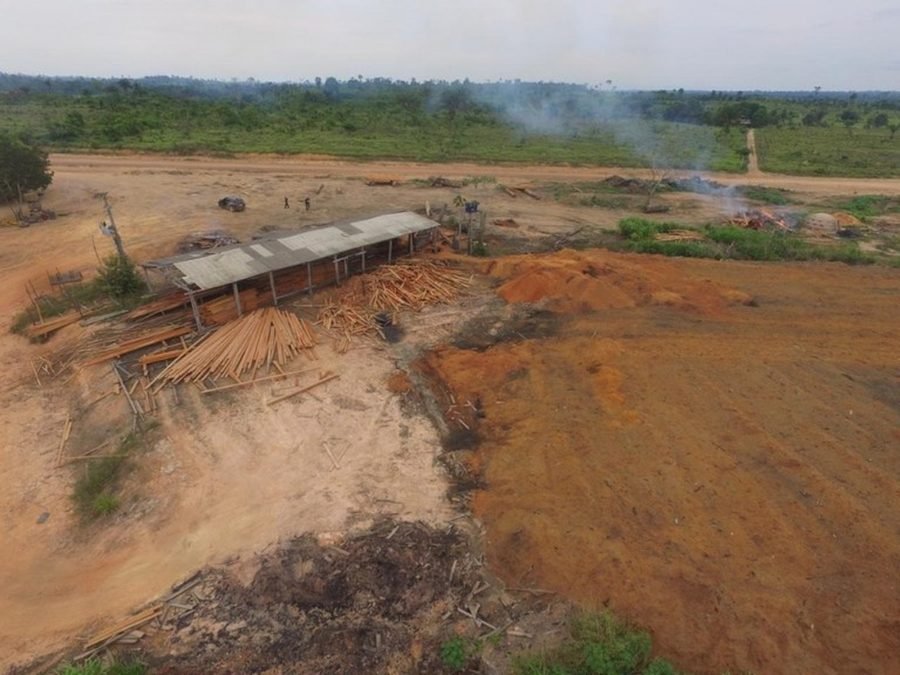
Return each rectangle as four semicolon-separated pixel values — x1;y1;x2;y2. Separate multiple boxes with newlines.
424;250;900;674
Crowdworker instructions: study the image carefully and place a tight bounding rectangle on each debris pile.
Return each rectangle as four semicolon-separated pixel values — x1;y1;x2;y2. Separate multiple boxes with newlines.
365;176;400;186
176;230;239;253
428;176;463;188
154;307;316;386
81;325;193;367
725;209;789;230
317;260;470;351
217;196;246;212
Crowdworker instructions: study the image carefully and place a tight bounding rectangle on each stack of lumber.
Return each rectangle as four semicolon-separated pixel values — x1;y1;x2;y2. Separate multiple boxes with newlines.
317;259;470;350
200;288;261;325
125;292;189;321
155;307;316;385
80;325;192;367
24;311;81;339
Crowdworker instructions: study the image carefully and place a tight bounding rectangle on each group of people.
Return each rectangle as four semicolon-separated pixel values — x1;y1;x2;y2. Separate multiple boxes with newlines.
284;196;311;211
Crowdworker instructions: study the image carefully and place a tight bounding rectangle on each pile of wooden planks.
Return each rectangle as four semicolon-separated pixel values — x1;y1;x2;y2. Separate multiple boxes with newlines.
23;311;81;339
200;288;261;325
155;307;316;385
125;292;189;321
80;325;193;367
317;259;470;350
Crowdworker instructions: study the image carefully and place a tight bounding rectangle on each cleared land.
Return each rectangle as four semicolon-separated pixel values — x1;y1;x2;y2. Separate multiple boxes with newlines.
1;154;899;673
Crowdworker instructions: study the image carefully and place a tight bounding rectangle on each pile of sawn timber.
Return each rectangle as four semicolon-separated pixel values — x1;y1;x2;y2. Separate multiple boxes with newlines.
317;259;469;350
154;307;316;386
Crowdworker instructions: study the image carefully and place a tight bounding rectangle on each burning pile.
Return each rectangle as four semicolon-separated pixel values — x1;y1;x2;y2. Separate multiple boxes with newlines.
726;209;790;231
317;259;470;351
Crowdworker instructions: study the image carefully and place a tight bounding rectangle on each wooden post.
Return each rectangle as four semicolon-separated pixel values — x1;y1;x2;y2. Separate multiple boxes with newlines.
269;271;278;305
333;257;341;285
360;249;366;273
188;291;203;331
232;283;242;316
307;262;313;295
388;238;393;263
409;234;415;256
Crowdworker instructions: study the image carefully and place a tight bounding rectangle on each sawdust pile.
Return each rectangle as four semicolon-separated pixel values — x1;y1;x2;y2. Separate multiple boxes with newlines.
488;249;752;315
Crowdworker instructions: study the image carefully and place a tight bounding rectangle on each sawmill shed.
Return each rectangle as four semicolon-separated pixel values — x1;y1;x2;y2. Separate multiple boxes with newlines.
143;211;439;330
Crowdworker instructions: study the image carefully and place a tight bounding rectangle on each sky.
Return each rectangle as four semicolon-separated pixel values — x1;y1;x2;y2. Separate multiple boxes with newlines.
1;0;898;90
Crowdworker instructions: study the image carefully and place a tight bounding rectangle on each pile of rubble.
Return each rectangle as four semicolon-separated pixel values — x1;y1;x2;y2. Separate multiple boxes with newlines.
725;209;790;231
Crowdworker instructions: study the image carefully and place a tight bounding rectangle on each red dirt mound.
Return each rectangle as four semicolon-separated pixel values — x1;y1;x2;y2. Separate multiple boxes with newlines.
488;249;749;315
425;256;900;674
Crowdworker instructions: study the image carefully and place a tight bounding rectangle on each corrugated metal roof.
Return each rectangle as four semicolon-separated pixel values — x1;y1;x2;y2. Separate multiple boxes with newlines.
149;211;437;291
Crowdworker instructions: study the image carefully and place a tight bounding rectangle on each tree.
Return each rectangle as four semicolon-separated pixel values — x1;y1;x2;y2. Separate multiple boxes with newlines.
0;134;53;203
889;123;900;141
868;112;888;129
840;109;860;135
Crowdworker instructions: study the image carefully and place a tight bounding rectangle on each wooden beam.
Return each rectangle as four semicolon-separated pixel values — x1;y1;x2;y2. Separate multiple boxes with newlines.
266;372;340;406
232;283;242;316
306;262;313;295
188;291;203;332
269;271;278;305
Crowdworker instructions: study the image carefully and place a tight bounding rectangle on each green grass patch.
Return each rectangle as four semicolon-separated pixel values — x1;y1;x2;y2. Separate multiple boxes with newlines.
738;185;794;205
440;635;481;671
513;612;679;675
838;195;900;221
72;433;141;520
57;658;147;675
615;218;877;265
755;126;900;177
618;218;678;240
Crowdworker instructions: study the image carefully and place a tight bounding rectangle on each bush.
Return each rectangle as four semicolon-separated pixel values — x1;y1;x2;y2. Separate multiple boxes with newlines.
57;658;146;675
441;636;478;671
97;254;145;300
618;218;678;240
72;433;139;520
513;612;679;675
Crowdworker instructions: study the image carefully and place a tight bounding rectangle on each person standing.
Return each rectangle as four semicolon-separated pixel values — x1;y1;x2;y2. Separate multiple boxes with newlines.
284;196;290;209
304;197;311;211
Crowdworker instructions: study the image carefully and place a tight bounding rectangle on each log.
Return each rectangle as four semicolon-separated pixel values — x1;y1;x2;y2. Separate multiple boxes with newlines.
266;373;340;406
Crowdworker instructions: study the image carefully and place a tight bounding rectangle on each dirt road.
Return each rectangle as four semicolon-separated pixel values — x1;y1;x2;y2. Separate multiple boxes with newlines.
50;152;900;196
746;129;761;175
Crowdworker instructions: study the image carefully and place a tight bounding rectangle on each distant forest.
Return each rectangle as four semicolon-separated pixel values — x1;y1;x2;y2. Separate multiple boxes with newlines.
1;73;898;174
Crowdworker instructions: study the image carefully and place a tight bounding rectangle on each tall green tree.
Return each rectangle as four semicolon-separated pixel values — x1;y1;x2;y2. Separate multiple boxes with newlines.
0;134;53;202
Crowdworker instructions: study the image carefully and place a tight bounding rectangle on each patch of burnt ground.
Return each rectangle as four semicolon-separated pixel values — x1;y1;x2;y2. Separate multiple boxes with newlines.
140;519;550;674
451;305;558;351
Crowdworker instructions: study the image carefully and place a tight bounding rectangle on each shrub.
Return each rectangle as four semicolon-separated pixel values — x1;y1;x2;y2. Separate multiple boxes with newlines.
618;218;678;240
441;636;477;671
97;254;145;300
513;612;679;675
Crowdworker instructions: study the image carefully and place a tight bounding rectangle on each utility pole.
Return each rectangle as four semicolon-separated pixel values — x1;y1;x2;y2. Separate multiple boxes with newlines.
98;193;127;259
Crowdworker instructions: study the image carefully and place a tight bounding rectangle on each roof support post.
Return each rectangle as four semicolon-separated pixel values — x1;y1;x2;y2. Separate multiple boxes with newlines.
233;283;242;316
307;263;313;295
188;291;203;332
388;238;393;264
361;248;366;273
269;272;278;306
333;256;341;286
409;233;415;256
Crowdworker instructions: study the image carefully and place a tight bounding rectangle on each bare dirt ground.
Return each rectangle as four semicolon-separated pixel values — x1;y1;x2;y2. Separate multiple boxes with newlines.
424;250;900;674
1;154;899;672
